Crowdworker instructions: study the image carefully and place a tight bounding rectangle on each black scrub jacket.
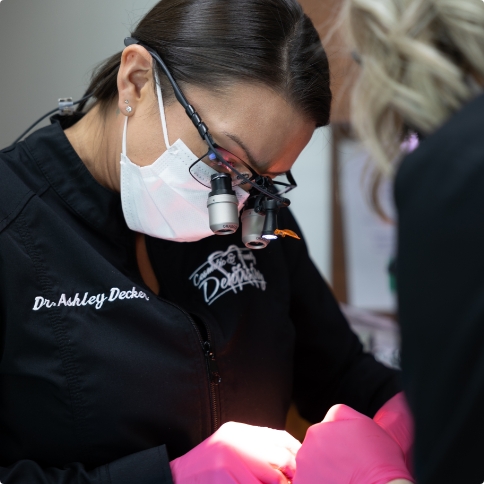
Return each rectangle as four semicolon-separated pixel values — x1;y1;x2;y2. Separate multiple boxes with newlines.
395;92;484;484
0;119;400;484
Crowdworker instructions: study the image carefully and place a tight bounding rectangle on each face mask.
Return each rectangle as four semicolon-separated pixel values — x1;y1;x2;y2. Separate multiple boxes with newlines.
119;78;249;242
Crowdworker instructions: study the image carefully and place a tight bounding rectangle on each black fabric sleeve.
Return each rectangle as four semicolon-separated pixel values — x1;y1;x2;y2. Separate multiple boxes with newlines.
0;446;174;484
280;210;401;423
395;97;484;484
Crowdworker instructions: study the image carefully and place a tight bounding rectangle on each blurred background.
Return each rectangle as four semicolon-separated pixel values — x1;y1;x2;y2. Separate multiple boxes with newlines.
0;0;400;397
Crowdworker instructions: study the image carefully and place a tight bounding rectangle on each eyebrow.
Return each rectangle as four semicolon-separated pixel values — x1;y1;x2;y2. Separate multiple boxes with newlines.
223;131;267;171
221;132;287;177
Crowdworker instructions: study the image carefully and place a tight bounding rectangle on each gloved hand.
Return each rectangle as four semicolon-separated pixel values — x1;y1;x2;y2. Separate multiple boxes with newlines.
293;404;415;484
170;421;302;484
374;392;414;469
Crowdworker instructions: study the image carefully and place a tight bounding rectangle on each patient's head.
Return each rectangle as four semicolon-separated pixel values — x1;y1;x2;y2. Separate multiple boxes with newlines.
342;0;484;171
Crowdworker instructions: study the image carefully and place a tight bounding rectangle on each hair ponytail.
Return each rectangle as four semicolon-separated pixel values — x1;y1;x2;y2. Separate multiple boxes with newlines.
78;52;122;113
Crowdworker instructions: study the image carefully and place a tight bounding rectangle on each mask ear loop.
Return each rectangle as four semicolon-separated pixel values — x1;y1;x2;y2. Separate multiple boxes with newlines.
154;70;171;150
121;71;171;157
122;116;128;156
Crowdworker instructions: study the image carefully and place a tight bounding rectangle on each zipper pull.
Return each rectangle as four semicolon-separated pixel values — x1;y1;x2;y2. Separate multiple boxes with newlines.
204;341;222;385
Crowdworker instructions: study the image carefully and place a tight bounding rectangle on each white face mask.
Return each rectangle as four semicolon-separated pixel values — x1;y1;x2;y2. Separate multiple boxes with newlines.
119;79;249;242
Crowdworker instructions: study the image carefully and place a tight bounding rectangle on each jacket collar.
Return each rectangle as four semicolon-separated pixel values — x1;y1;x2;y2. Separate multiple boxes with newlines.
25;120;132;243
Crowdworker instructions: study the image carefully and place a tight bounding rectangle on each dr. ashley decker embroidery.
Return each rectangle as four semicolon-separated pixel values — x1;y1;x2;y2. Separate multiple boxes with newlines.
32;287;150;311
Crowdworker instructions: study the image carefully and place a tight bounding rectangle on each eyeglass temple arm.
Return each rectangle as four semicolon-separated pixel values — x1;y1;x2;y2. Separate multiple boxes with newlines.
286;170;297;188
124;37;214;143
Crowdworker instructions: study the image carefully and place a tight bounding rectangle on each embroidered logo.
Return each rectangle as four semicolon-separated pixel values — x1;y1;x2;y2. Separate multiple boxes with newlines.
189;245;267;305
32;287;149;311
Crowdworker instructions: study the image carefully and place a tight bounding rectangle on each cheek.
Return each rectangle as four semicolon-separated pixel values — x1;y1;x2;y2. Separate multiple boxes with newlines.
182;135;210;160
163;112;210;159
125;118;167;166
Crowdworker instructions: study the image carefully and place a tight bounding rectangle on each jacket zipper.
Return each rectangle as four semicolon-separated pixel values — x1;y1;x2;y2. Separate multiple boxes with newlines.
153;294;222;434
203;339;221;433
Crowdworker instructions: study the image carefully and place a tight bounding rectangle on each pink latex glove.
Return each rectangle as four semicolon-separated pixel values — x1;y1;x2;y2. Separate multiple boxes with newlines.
374;392;414;470
293;404;415;484
170;421;301;484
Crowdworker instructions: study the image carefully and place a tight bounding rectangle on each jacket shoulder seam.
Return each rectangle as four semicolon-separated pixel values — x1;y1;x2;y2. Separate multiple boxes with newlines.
0;190;35;235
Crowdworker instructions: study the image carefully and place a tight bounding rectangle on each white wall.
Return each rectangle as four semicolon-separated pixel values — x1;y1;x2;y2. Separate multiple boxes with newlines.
0;0;333;283
289;127;332;282
338;139;396;312
0;0;159;148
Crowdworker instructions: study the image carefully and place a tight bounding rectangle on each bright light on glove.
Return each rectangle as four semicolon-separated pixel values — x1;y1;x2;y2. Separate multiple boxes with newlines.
170;421;302;484
374;392;414;470
292;404;415;484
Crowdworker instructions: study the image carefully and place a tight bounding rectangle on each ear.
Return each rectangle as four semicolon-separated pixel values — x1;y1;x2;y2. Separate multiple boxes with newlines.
117;44;154;116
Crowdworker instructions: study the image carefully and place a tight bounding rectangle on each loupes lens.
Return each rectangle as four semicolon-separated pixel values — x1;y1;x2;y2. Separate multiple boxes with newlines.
189;147;253;189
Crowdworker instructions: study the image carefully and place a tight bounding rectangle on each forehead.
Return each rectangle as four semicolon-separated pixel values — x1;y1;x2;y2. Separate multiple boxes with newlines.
187;82;315;173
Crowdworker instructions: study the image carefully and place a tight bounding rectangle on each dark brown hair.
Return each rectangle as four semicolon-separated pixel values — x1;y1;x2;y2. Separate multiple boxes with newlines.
79;0;331;127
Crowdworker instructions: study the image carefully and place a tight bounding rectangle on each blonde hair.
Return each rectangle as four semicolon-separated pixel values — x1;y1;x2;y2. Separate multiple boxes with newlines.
342;0;484;174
